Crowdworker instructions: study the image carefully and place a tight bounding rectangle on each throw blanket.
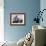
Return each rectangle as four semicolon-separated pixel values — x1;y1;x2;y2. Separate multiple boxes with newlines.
17;32;34;46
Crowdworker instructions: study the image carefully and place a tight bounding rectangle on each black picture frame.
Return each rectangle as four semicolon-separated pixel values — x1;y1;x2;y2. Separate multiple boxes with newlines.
10;13;26;26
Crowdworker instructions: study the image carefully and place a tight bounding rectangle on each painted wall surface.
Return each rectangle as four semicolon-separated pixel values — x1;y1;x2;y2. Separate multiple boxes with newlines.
4;0;40;42
40;0;46;27
0;0;4;42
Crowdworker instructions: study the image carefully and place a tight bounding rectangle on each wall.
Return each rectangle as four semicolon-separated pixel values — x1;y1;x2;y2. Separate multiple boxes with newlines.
40;0;46;27
4;0;40;42
0;0;4;42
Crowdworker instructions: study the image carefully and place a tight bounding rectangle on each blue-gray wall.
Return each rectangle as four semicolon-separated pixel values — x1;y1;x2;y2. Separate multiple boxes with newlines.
4;0;40;42
40;0;46;27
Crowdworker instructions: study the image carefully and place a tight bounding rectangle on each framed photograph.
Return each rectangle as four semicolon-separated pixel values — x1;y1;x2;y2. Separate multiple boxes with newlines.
10;13;26;26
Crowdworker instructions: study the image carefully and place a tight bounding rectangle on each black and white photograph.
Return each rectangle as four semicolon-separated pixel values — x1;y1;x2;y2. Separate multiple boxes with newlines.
10;13;26;26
